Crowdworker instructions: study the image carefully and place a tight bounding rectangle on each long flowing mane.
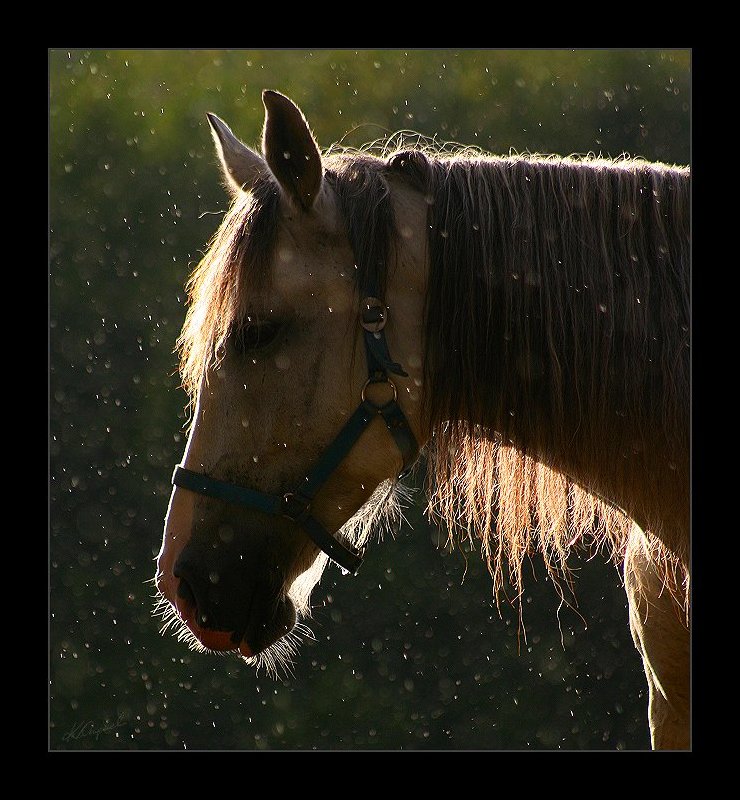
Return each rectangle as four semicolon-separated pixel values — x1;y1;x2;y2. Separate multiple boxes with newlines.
399;149;690;605
178;140;690;612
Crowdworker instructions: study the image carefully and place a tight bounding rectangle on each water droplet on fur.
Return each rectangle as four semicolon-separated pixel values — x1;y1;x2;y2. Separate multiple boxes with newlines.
218;525;234;543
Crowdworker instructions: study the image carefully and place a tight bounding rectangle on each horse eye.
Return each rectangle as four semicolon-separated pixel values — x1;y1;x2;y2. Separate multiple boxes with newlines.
232;321;282;353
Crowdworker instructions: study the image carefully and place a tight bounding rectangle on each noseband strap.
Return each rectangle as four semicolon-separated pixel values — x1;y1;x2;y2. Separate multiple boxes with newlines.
172;295;418;576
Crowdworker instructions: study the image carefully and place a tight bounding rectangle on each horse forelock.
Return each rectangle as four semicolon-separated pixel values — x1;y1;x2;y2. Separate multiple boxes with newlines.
177;175;281;409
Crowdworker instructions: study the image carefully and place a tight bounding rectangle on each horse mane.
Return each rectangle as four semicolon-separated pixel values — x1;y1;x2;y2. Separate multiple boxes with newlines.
391;148;690;605
178;138;690;610
328;144;690;606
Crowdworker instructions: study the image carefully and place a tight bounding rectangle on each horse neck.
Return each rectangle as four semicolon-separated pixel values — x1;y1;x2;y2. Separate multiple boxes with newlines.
421;156;690;531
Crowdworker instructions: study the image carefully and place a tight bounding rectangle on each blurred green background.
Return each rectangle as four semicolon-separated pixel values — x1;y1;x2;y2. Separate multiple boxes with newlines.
49;48;690;751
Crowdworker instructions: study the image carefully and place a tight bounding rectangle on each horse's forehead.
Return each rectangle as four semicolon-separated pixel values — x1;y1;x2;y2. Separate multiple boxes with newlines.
268;208;354;305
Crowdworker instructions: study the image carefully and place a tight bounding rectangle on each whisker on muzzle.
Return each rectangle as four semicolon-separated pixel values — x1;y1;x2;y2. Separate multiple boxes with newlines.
152;588;314;678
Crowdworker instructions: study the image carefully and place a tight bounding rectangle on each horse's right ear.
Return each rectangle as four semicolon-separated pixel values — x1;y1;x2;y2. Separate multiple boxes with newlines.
206;113;267;196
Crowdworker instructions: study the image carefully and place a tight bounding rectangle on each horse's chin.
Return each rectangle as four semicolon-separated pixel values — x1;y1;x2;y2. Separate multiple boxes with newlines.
185;623;256;658
250;597;298;655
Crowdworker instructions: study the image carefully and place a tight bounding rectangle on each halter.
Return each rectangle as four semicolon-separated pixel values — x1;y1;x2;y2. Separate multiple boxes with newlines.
171;293;419;576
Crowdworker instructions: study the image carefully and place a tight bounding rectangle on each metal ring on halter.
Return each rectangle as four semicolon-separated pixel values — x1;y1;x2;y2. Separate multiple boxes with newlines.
280;492;311;523
361;377;397;408
360;297;387;332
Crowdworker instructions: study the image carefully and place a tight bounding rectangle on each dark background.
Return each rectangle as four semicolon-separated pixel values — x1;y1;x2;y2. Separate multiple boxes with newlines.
49;48;690;750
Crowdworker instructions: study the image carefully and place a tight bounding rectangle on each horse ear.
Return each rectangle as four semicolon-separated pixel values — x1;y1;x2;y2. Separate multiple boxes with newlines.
261;90;323;211
206;112;267;196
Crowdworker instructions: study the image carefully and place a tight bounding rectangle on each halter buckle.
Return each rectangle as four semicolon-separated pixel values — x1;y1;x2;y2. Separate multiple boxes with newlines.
360;297;387;332
281;493;311;523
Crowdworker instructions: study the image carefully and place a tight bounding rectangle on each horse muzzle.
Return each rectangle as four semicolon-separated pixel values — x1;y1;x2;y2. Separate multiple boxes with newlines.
170;558;298;657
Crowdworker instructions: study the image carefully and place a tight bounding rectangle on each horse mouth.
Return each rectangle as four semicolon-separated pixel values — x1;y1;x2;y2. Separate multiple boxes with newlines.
182;619;255;658
173;590;255;658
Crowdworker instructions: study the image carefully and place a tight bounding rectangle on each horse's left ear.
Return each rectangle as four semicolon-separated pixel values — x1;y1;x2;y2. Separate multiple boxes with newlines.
261;90;323;211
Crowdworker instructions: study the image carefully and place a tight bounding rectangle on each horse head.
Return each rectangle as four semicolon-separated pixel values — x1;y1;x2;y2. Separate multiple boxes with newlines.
155;91;427;671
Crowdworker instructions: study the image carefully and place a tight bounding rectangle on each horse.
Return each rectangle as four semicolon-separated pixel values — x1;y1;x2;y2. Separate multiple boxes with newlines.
155;90;690;750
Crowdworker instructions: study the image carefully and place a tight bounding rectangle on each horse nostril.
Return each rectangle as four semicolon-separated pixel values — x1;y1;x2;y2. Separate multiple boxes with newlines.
176;574;196;608
174;556;238;632
173;563;212;624
174;573;206;623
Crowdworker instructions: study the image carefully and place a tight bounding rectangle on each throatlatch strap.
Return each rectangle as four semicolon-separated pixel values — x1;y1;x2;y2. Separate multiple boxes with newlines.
378;401;418;475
